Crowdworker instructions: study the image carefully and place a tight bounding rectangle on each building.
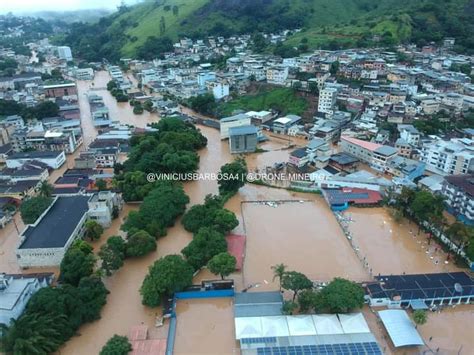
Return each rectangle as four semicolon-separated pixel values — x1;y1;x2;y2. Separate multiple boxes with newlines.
6;150;66;169
0;273;54;325
442;174;474;225
16;195;90;268
365;272;474;309
220;113;251;139
395;139;413;158
228;125;258;154
75;68;94;80
87;191;123;228
398;124;420;147
420;138;474;175
318;87;338;114
0;163;49;182
211;82;229;100
43;82;77;98
289;148;309;168
57;46;73;61
273;115;302;134
246;111;273;125
0;179;41;199
385;156;425;182
340;136;398;171
266;66;288;85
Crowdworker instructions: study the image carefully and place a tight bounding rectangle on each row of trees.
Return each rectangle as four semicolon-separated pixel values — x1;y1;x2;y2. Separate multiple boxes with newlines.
107;80;129;102
390;187;474;261
0;99;59;120
271;264;365;315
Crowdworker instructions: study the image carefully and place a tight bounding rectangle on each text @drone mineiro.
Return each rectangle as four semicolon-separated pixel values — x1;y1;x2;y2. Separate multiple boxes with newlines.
146;172;316;183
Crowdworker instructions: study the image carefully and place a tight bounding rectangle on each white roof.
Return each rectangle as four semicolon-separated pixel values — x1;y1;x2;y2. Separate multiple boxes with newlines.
339;313;371;334
287;315;317;336
378;310;424;347
235;317;263;339
261;316;289;337
274;116;292;124
312;314;344;335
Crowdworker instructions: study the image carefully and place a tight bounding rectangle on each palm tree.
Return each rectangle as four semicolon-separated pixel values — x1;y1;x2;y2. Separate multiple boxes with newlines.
38;181;54;198
412;310;427;328
271;263;287;291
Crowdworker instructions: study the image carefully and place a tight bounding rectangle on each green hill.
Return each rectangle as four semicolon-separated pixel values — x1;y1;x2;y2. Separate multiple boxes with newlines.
62;0;474;61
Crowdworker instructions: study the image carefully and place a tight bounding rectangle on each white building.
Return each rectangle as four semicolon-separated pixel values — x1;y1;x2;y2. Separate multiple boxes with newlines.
211;83;229;100
318;87;338;114
266;66;289;85
220;113;251;139
6;150;66;169
57;46;73;61
420;138;474;175
75;68;94;80
341;136;398;171
398;124;421;147
442;174;474;225
0;273;54;325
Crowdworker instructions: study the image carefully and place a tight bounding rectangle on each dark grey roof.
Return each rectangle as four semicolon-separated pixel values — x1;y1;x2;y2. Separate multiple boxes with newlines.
19;196;90;249
374;146;398;156
8;150;63;160
330;153;359;165
229;125;258;136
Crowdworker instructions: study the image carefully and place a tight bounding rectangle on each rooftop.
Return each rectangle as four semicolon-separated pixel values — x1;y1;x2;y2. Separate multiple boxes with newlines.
444;174;474;197
19;196;90;249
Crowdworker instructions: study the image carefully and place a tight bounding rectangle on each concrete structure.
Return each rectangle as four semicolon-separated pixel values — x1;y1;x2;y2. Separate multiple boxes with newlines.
75;68;94;80
87;191;123;227
6;150;66;169
211;82;229;100
340;136;398;171
420;138;474;175
0;273;54;325
266;66;288;85
398;124;421;146
385;156;425;181
318;87;338;114
16;195;90;268
220;113;251;139
57;46;73;61
43;82;77;98
378;310;424;348
442;174;474;225
228;125;258;154
273;115;302;134
246;110;273;125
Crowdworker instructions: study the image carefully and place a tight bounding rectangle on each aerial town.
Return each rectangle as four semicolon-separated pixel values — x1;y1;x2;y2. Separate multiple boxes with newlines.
0;2;473;355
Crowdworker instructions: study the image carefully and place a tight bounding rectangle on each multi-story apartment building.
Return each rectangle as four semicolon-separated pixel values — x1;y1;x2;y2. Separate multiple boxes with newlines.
420;138;474;175
318;87;338;114
442;174;474;225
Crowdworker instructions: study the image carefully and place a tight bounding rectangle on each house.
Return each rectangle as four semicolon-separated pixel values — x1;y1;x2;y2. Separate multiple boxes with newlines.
266;66;288;85
0;180;41;199
398;124;421;147
340;136;398;171
220;113;251;140
0;163;49;182
210;82;229;100
228;125;258;154
94;148;119;168
395;139;412;158
246;110;273;125
87;191;123;228
43;82;77;99
289;148;309;168
273;115;302;134
57;46;73;61
74;68;94;80
6;150;66;169
442;174;474;225
385;156;425;181
0;273;54;325
328;153;359;173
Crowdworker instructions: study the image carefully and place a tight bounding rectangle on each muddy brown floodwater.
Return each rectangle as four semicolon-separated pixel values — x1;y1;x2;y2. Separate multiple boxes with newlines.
346;208;460;275
173;298;238;355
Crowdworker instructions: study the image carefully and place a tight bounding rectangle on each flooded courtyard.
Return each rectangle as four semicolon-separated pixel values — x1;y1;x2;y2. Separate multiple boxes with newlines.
345;208;460;275
173;298;237;355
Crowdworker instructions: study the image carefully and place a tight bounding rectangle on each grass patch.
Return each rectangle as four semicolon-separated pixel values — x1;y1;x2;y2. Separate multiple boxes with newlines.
217;86;308;118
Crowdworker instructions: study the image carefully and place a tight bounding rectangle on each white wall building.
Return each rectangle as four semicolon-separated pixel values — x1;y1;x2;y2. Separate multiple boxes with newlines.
220;113;251;139
420;138;474;175
318;87;338;114
6;150;66;169
57;46;73;61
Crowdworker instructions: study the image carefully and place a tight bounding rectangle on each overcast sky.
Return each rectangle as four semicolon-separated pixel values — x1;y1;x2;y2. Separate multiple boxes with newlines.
0;0;141;14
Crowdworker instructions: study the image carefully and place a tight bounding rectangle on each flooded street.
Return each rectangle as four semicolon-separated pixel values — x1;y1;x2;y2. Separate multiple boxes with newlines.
346;208;460;275
174;298;238;355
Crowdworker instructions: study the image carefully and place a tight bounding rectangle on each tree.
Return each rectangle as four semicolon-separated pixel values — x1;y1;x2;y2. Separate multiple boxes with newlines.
281;300;298;315
188;93;216;116
59;242;95;286
182;227;227;270
159;16;166;35
38;181;53;197
77;275;109;322
218;159;247;197
308;81;319;95
297;289;319;313
136;36;173;60
208;252;236;279
96;179;107;191
84;220;104;241
330;61;340;75
410;190;444;226
412;310;428;327
20;196;52;224
318;278;365;313
99;236;126;276
281;271;313;301
125;230;157;257
172;5;179;16
140;255;194;307
100;335;132;355
271;263;287;291
33;101;59;119
445;222;474;250
121;182;189;237
0;313;69;354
